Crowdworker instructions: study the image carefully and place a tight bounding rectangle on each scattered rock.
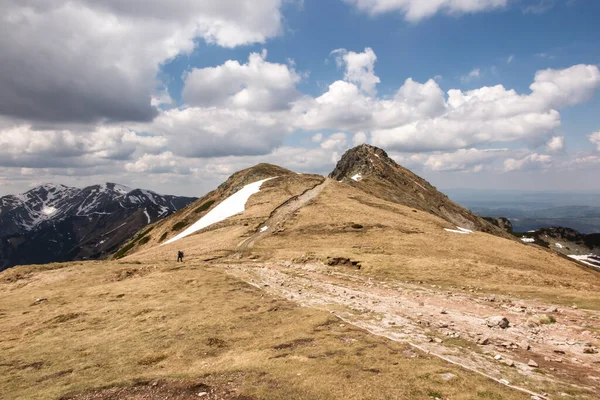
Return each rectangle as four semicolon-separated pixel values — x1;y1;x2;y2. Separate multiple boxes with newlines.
528;359;539;368
547;306;558;313
520;341;531;350
486;316;509;329
439;372;456;381
434;338;443;344
34;298;48;303
494;355;502;360
197;392;208;397
477;337;491;345
440;309;448;314
583;347;598;354
553;349;566;355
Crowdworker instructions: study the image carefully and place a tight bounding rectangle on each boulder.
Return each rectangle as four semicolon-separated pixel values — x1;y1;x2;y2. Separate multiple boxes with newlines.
486;316;509;329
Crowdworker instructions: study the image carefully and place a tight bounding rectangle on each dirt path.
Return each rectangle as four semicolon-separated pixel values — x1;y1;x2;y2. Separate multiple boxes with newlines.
223;261;600;400
237;178;332;250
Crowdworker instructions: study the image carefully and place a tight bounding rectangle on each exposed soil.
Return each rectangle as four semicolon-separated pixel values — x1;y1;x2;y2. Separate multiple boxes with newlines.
237;179;331;250
224;260;600;399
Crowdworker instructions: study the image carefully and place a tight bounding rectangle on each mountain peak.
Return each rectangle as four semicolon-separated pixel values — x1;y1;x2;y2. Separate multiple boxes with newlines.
329;144;399;182
329;144;511;237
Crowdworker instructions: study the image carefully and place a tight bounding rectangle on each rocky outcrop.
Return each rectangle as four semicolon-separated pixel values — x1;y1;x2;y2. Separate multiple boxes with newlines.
483;217;513;234
330;145;511;238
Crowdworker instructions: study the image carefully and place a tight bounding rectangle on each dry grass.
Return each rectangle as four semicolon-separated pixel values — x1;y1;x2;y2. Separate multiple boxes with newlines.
241;181;600;309
0;260;528;400
127;178;600;309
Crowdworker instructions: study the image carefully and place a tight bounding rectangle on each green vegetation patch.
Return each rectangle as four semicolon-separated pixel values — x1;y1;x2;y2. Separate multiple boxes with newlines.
159;232;168;242
195;199;216;214
351;224;364;229
172;220;189;232
114;226;155;259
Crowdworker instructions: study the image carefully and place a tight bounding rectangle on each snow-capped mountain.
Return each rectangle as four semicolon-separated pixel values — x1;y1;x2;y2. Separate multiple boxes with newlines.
0;183;196;270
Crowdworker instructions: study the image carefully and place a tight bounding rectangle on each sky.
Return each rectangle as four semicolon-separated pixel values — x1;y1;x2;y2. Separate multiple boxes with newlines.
1;0;600;197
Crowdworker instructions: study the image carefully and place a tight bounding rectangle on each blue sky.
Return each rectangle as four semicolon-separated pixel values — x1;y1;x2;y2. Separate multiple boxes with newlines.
1;0;600;196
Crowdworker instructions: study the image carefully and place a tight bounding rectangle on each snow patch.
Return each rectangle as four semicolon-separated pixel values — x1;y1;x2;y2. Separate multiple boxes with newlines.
163;177;276;245
42;206;57;216
143;209;151;224
555;243;564;249
351;174;362;182
444;226;473;235
260;226;269;232
568;254;600;269
521;237;535;243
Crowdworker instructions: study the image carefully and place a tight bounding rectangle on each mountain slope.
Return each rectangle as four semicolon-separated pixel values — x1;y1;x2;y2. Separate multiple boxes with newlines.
117;163;326;258
0;183;196;270
4;148;600;399
117;153;600;398
329;144;511;237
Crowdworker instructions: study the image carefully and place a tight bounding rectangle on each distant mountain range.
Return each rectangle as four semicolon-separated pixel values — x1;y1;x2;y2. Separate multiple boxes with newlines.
446;189;600;234
0;183;196;270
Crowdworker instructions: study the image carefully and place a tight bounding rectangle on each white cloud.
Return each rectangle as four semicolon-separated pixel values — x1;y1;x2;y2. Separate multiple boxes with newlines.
331;48;380;96
0;0;286;123
312;133;324;143
589;131;600;151
504;153;552;172
423;148;510;172
530;64;600;108
182;50;302;112
320;132;348;150
461;68;482;83
353;132;368;146
342;0;508;22
545;136;565;153
523;0;556;14
370;64;600;152
0;123;165;168
125;152;192;175
146;107;291;158
507;55;514;64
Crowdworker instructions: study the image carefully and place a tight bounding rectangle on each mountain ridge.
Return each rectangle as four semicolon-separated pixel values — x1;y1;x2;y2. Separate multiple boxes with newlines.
0;182;196;270
329;144;512;238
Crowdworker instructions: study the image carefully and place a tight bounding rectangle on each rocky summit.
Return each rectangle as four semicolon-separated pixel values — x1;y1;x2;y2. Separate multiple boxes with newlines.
329;144;511;237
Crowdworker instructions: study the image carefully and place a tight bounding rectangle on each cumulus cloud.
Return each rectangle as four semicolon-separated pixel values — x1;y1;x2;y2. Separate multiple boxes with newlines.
182;50;302;112
125;152;192;175
0;0;286;123
331;48;380;96
370;64;600;152
545;136;565;153
0;123;165;168
504;153;552;172
342;0;508;22
146;107;292;158
422;148;510;172
320;132;348;150
353;132;368;146
589;131;600;151
312;133;324;143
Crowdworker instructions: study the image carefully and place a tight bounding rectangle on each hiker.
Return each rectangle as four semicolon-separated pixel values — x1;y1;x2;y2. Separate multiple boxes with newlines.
177;250;184;262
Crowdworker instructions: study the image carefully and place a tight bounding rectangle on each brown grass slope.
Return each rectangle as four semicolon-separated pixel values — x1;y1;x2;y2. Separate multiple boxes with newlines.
0;261;528;400
329;144;511;238
114;164;324;258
